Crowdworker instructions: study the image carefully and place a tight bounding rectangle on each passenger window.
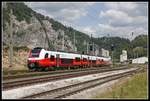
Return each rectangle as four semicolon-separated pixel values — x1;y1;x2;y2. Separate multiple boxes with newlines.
83;58;87;62
45;53;48;58
50;55;55;61
75;57;80;62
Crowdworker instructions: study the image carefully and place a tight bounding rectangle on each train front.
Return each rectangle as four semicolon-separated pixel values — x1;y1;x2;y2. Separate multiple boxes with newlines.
27;47;44;71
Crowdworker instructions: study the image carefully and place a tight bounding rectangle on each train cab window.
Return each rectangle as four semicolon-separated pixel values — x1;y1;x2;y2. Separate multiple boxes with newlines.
30;48;41;57
75;57;80;62
50;55;55;61
45;53;48;59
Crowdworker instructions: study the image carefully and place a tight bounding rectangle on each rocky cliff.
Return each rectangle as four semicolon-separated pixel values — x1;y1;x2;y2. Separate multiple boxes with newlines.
3;2;84;52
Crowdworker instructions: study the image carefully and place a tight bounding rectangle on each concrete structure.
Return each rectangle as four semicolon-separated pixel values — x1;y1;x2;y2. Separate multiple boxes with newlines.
132;57;148;64
120;50;127;62
95;49;99;56
101;48;109;57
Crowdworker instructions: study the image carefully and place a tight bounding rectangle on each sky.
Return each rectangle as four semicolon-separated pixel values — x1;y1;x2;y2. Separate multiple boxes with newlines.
25;2;148;40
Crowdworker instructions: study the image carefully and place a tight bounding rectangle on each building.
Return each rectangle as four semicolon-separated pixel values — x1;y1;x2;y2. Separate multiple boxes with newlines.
132;57;148;64
120;50;127;62
101;48;109;57
95;49;99;56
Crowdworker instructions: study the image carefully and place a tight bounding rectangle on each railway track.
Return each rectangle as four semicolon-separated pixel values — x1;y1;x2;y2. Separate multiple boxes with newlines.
22;68;139;99
3;66;129;90
3;66;112;80
3;64;127;80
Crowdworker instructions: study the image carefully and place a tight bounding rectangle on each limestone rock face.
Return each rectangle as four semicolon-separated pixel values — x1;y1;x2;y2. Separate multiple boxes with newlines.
3;13;75;51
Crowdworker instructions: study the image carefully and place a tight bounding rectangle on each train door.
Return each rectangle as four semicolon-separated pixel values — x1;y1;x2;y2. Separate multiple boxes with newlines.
56;54;60;67
88;57;90;67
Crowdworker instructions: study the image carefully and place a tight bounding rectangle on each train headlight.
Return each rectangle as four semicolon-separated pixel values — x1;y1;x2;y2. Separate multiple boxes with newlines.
30;63;35;67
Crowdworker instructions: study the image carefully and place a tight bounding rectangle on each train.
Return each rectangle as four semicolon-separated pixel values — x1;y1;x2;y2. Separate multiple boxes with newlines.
27;47;112;71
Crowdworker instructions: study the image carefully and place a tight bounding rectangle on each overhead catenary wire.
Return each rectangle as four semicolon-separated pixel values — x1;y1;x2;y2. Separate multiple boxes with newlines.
32;13;54;50
34;3;112;53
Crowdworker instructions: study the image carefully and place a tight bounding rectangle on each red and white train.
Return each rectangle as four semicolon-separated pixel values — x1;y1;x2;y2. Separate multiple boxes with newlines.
27;47;112;71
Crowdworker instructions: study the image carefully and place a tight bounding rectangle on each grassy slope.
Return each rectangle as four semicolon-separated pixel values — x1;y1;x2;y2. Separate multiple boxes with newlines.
94;69;148;99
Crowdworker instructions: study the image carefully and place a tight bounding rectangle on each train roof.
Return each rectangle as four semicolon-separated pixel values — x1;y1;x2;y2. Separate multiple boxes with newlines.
40;48;110;60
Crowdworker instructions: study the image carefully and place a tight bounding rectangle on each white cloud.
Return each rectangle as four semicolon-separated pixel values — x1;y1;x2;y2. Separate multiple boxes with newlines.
25;2;92;33
100;9;129;19
73;26;98;37
105;2;138;11
24;2;148;40
97;23;147;40
25;2;93;24
104;2;148;16
97;2;148;40
36;9;54;18
82;27;96;34
58;8;87;21
25;2;95;8
100;10;133;27
99;9;148;27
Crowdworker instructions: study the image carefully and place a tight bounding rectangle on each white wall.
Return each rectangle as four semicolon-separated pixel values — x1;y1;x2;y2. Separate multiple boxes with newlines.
120;54;127;62
132;57;148;64
120;50;127;62
101;48;109;57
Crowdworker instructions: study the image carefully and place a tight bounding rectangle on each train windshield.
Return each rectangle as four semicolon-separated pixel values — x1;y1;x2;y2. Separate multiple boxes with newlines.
30;48;42;58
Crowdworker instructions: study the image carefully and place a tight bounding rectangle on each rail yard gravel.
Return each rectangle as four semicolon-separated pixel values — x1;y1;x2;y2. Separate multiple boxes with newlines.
64;77;131;99
2;68;136;99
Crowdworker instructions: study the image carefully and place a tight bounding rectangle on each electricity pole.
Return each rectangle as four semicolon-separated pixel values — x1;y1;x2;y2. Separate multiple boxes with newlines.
91;34;94;55
86;41;89;54
62;31;64;51
93;42;94;55
9;9;14;68
111;44;114;67
131;32;134;59
55;33;58;51
73;31;76;52
112;51;114;67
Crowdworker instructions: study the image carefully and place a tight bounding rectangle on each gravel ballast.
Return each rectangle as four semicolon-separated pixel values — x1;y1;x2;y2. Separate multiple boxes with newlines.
2;68;136;99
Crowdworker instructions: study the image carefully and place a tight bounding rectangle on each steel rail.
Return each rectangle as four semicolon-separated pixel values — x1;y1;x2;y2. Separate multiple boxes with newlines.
23;68;138;99
3;66;112;80
3;67;129;90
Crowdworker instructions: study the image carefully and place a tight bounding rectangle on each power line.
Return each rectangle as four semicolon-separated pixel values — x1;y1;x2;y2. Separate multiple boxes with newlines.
62;31;65;51
33;13;54;50
52;4;114;54
73;31;76;52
